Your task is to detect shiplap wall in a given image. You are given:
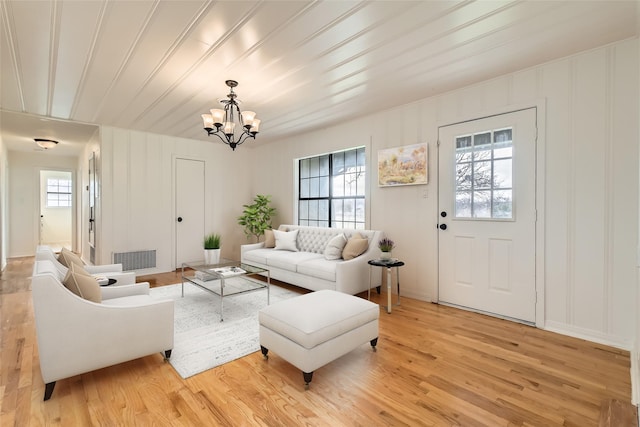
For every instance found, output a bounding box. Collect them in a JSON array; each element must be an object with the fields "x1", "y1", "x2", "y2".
[
  {"x1": 0, "y1": 133, "x2": 6, "y2": 270},
  {"x1": 249, "y1": 38, "x2": 639, "y2": 348},
  {"x1": 635, "y1": 13, "x2": 640, "y2": 405},
  {"x1": 98, "y1": 127, "x2": 253, "y2": 273}
]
